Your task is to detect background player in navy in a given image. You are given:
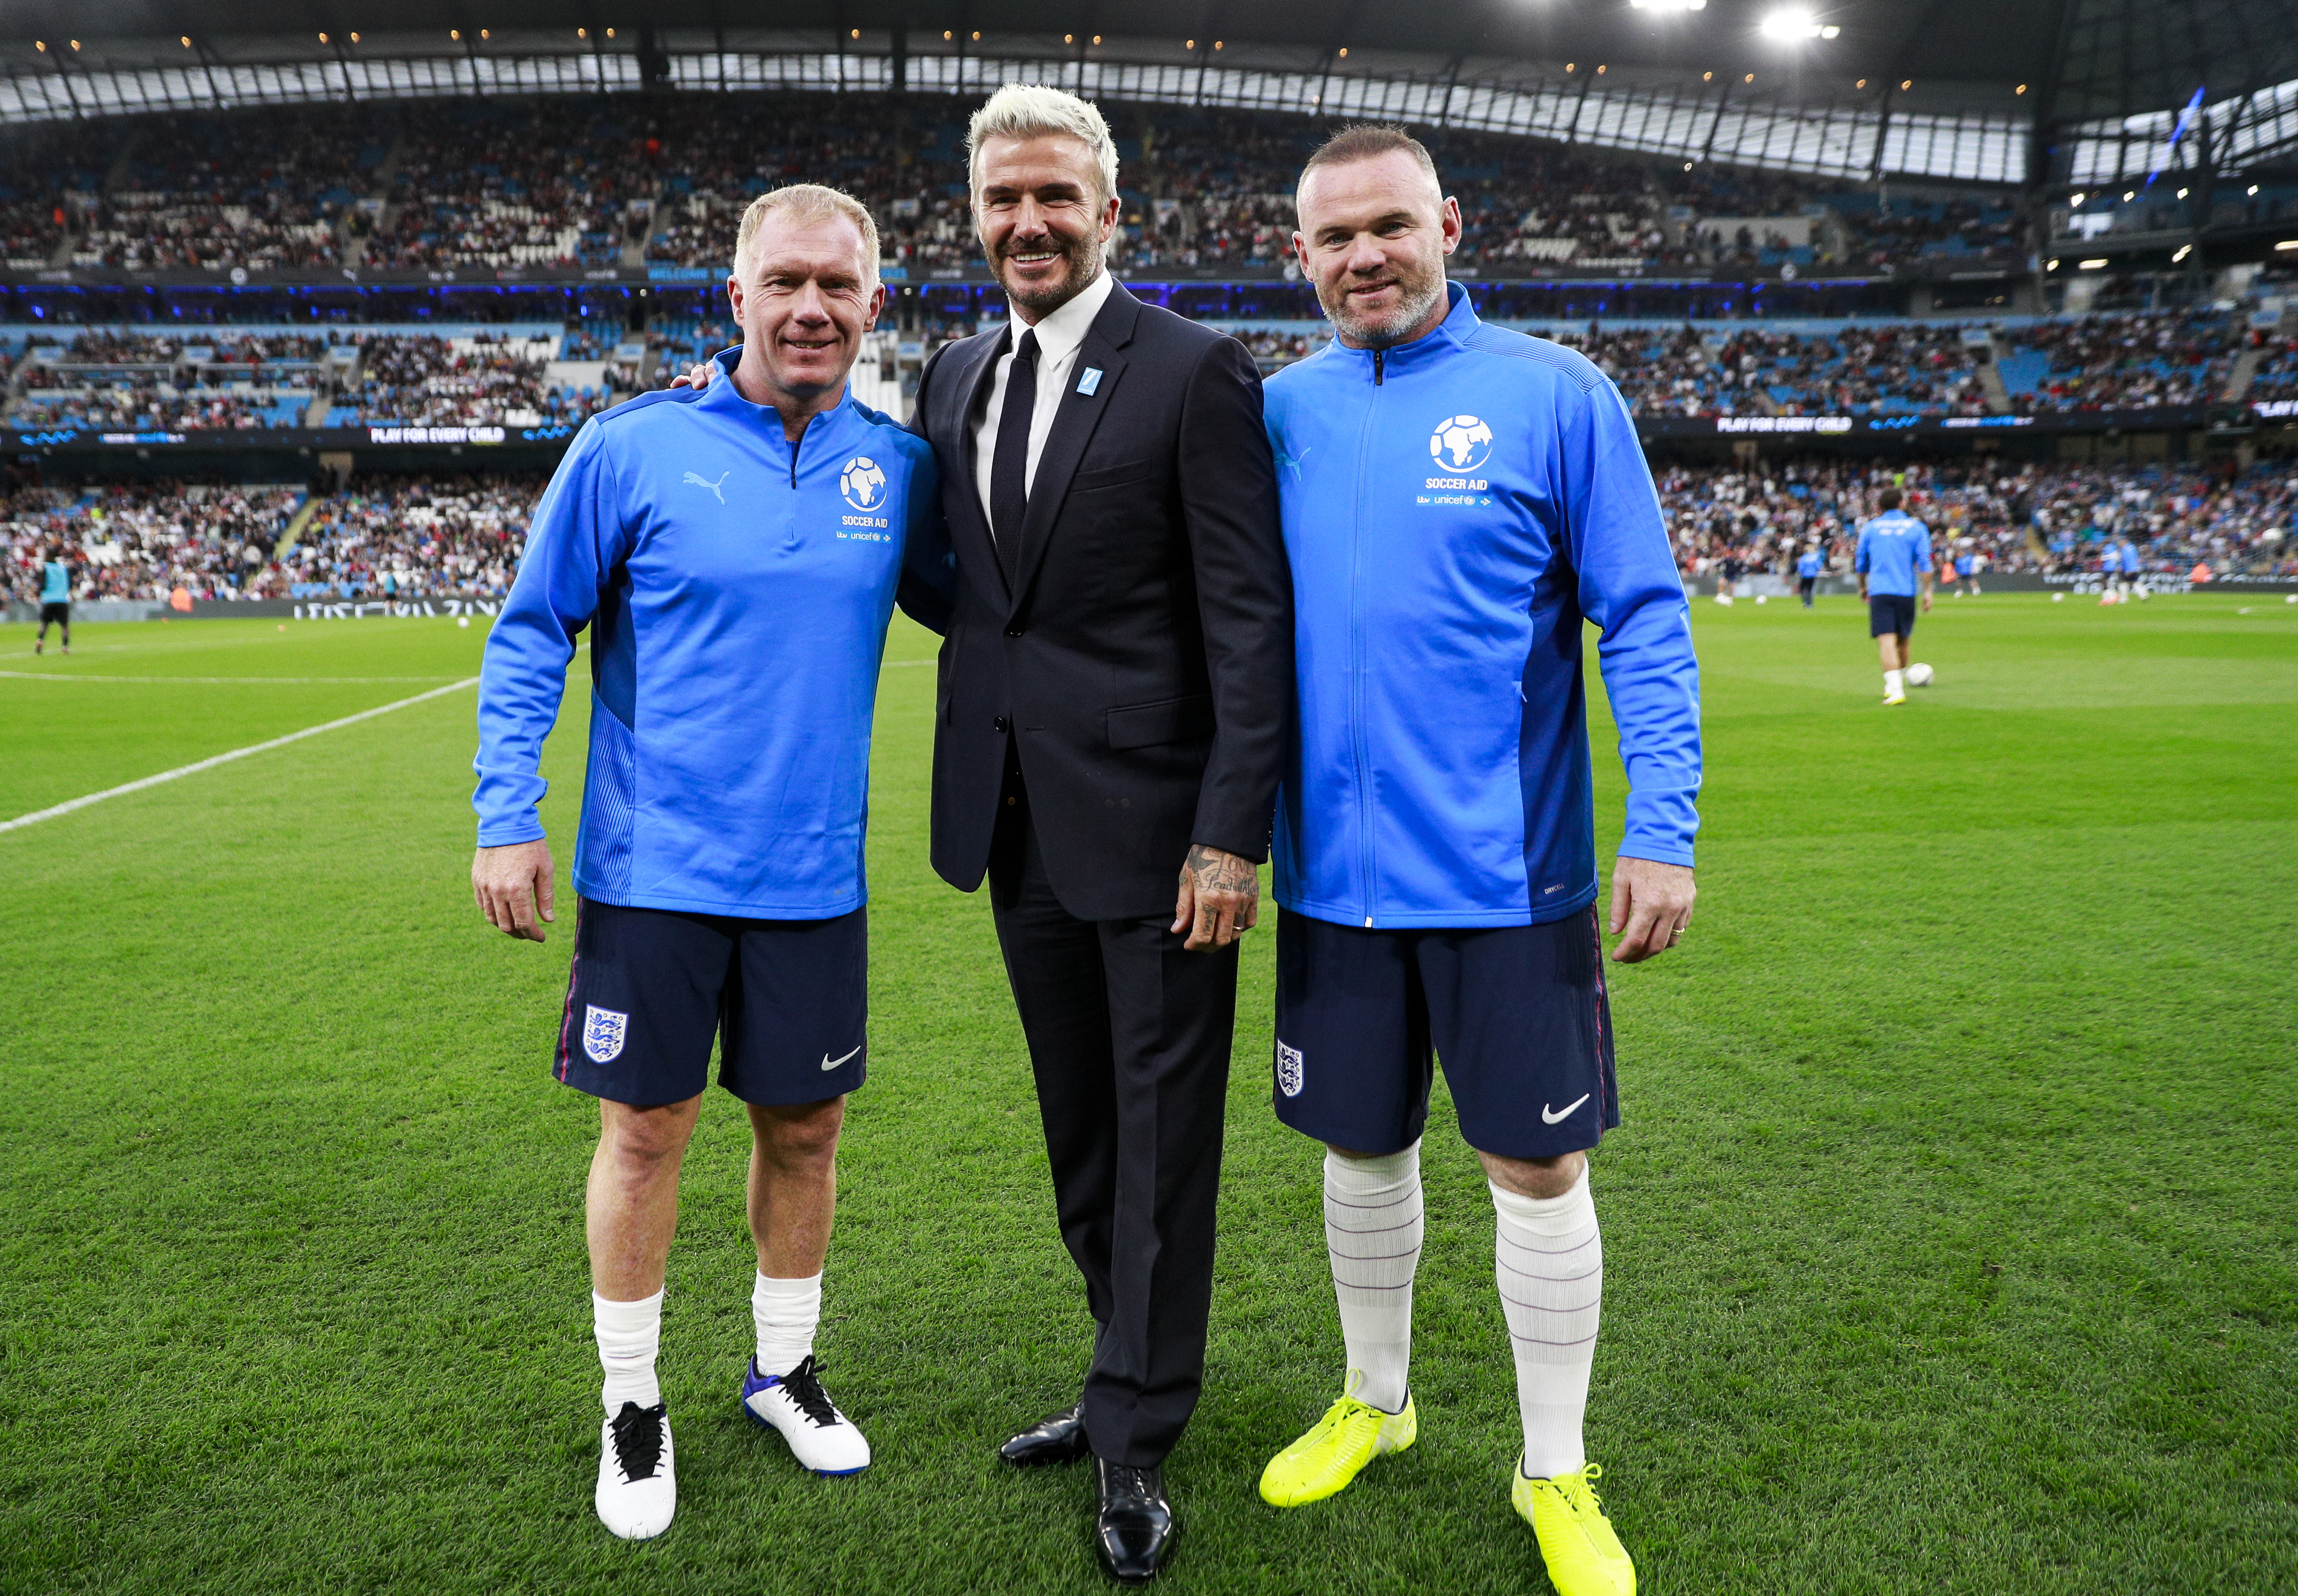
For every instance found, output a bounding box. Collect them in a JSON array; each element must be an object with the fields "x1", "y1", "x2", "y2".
[
  {"x1": 1855, "y1": 486, "x2": 1932, "y2": 705},
  {"x1": 471, "y1": 185, "x2": 950, "y2": 1541},
  {"x1": 1254, "y1": 127, "x2": 1699, "y2": 1596},
  {"x1": 34, "y1": 544, "x2": 72, "y2": 654}
]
